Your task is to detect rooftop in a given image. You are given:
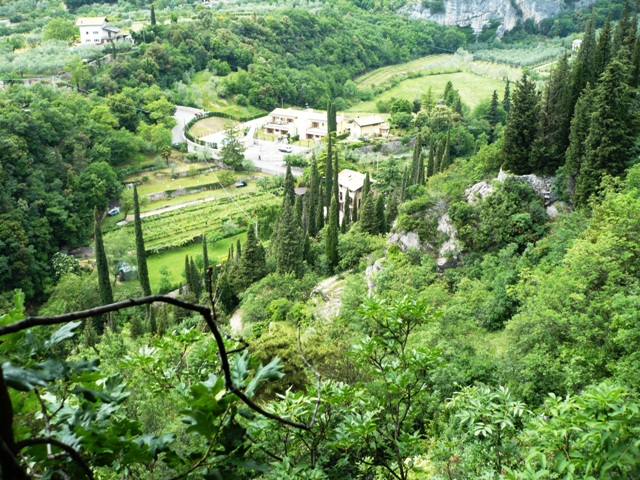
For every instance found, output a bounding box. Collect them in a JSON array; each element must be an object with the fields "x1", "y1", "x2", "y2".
[
  {"x1": 338, "y1": 169, "x2": 372, "y2": 192},
  {"x1": 76, "y1": 17, "x2": 108, "y2": 26},
  {"x1": 353, "y1": 115, "x2": 385, "y2": 127}
]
